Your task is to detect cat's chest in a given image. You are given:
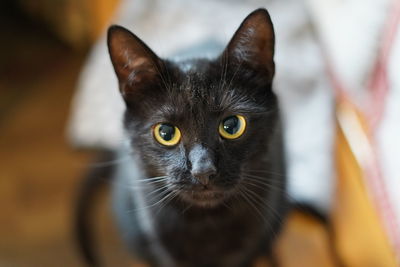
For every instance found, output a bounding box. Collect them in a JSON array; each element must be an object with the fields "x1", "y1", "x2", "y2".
[{"x1": 153, "y1": 206, "x2": 265, "y2": 266}]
